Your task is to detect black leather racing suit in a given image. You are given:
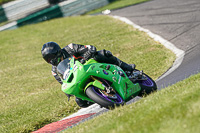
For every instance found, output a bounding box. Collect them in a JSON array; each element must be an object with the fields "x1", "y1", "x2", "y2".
[{"x1": 51, "y1": 43, "x2": 134, "y2": 107}]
